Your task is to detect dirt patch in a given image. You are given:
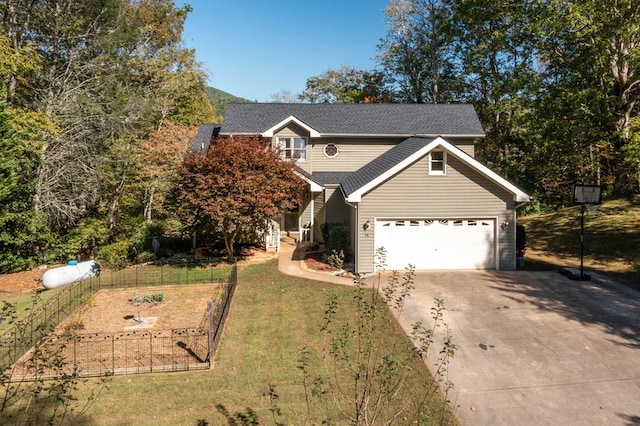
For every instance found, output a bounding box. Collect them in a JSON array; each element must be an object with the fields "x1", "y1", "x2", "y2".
[
  {"x1": 60, "y1": 285, "x2": 220, "y2": 334},
  {"x1": 0, "y1": 268, "x2": 47, "y2": 294},
  {"x1": 10, "y1": 285, "x2": 221, "y2": 378}
]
